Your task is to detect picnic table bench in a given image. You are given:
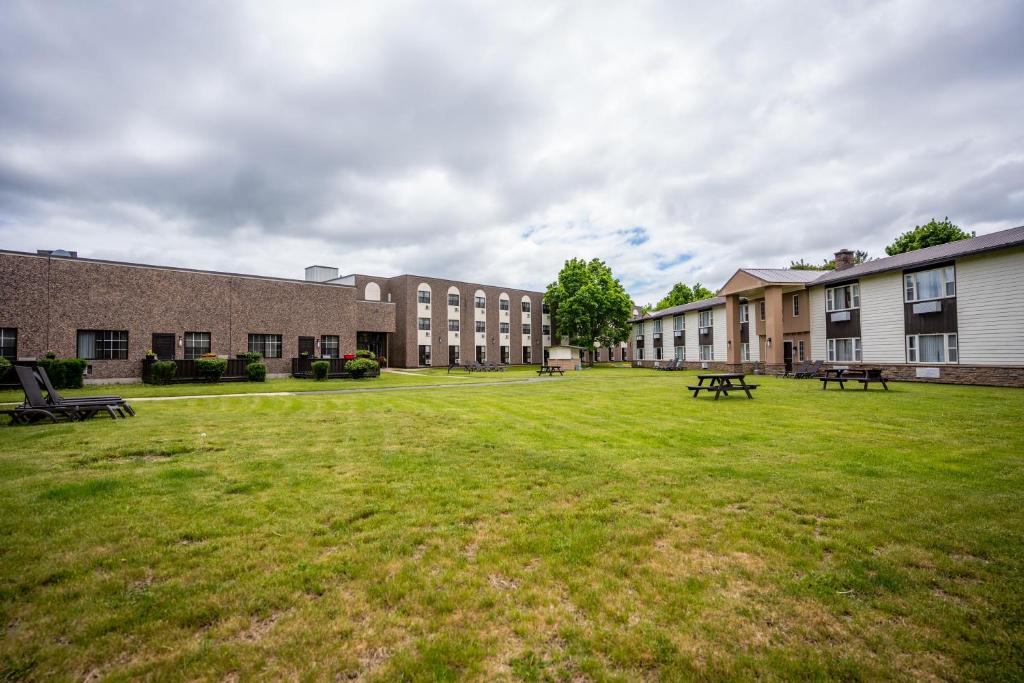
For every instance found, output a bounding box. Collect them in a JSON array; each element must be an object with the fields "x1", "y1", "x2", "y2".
[
  {"x1": 820, "y1": 367, "x2": 889, "y2": 390},
  {"x1": 688, "y1": 373, "x2": 758, "y2": 400},
  {"x1": 537, "y1": 365, "x2": 565, "y2": 376}
]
